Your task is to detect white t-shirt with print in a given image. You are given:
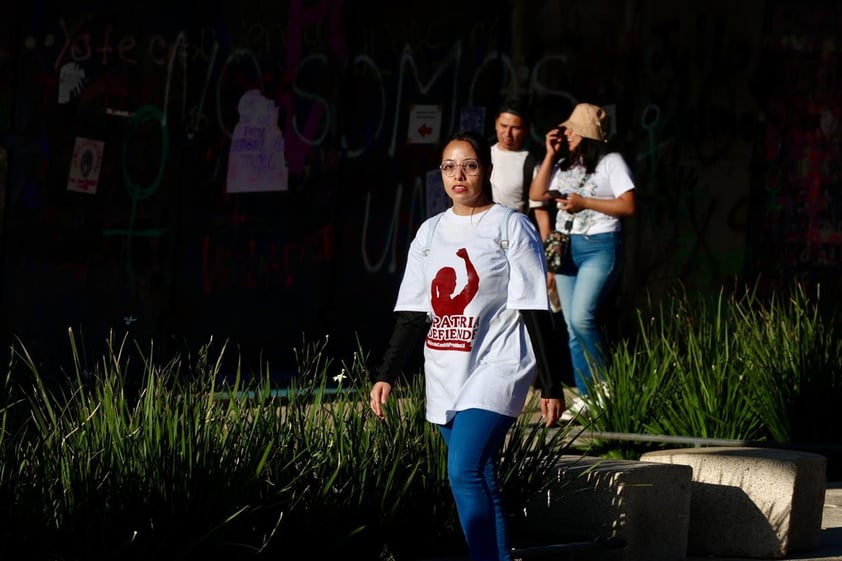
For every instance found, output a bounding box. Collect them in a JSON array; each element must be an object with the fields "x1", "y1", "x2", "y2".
[
  {"x1": 395, "y1": 203, "x2": 549, "y2": 425},
  {"x1": 490, "y1": 143, "x2": 543, "y2": 213},
  {"x1": 550, "y1": 152, "x2": 635, "y2": 235}
]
